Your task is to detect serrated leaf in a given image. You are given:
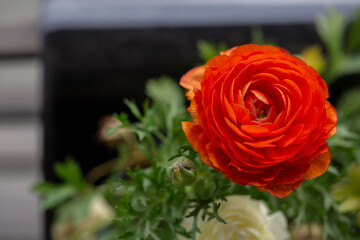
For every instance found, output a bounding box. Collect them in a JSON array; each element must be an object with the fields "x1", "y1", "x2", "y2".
[
  {"x1": 114, "y1": 112, "x2": 129, "y2": 125},
  {"x1": 54, "y1": 158, "x2": 85, "y2": 190},
  {"x1": 124, "y1": 99, "x2": 142, "y2": 120},
  {"x1": 211, "y1": 202, "x2": 226, "y2": 224}
]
